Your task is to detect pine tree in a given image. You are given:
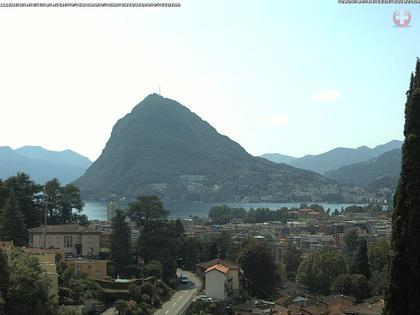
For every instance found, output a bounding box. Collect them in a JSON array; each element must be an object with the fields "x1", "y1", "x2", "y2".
[
  {"x1": 350, "y1": 239, "x2": 371, "y2": 280},
  {"x1": 384, "y1": 58, "x2": 420, "y2": 314},
  {"x1": 0, "y1": 189, "x2": 27, "y2": 246},
  {"x1": 110, "y1": 209, "x2": 132, "y2": 265}
]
